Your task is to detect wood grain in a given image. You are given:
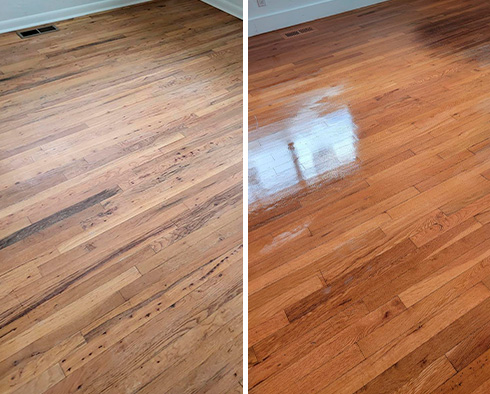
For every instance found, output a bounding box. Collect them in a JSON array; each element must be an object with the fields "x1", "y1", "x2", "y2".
[
  {"x1": 248, "y1": 0, "x2": 490, "y2": 392},
  {"x1": 0, "y1": 0, "x2": 243, "y2": 392}
]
